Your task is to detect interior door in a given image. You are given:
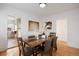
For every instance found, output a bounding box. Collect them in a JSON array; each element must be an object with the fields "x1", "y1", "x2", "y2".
[{"x1": 56, "y1": 19, "x2": 67, "y2": 41}]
